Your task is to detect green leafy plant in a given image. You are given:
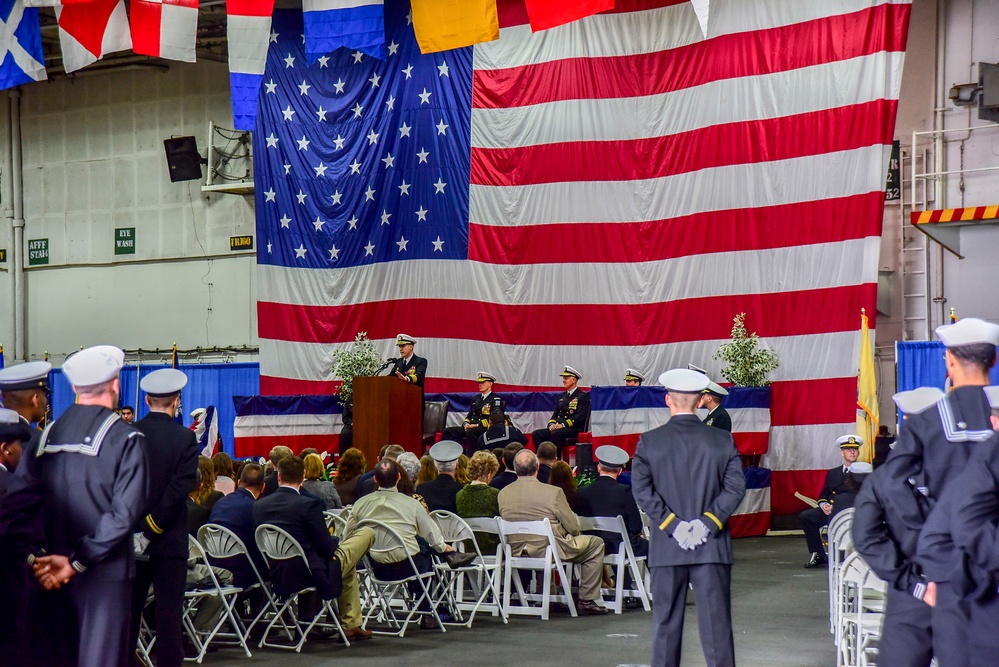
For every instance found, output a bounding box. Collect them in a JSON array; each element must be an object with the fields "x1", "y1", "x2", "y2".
[
  {"x1": 330, "y1": 332, "x2": 385, "y2": 401},
  {"x1": 712, "y1": 313, "x2": 780, "y2": 387}
]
